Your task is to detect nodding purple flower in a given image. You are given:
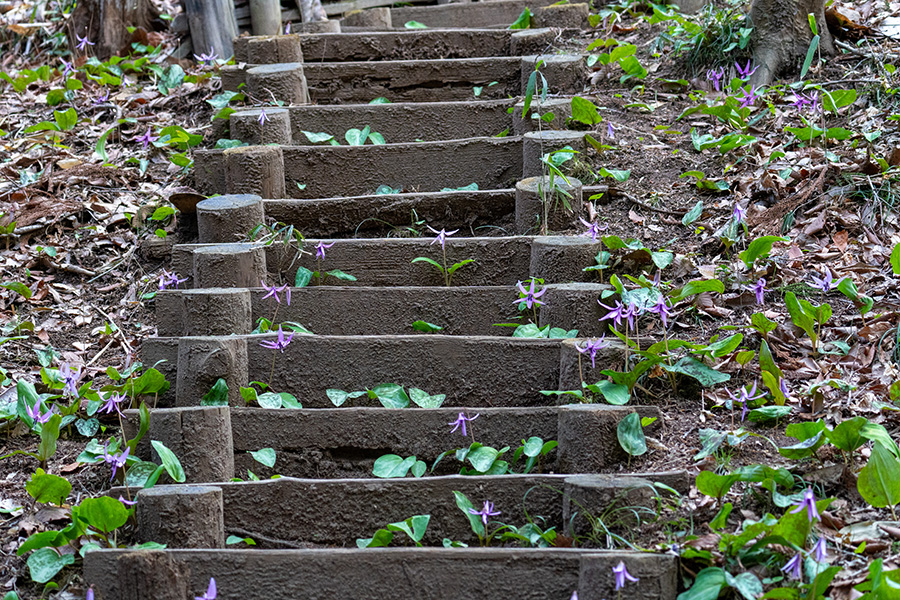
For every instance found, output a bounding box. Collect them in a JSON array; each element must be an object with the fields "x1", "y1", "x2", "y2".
[
  {"x1": 706, "y1": 67, "x2": 725, "y2": 91},
  {"x1": 810, "y1": 267, "x2": 844, "y2": 293},
  {"x1": 258, "y1": 108, "x2": 268, "y2": 126},
  {"x1": 613, "y1": 561, "x2": 639, "y2": 591},
  {"x1": 76, "y1": 34, "x2": 95, "y2": 51},
  {"x1": 598, "y1": 299, "x2": 626, "y2": 329},
  {"x1": 578, "y1": 217, "x2": 606, "y2": 242},
  {"x1": 285, "y1": 22, "x2": 292, "y2": 34},
  {"x1": 725, "y1": 382, "x2": 766, "y2": 421},
  {"x1": 781, "y1": 552, "x2": 803, "y2": 581},
  {"x1": 732, "y1": 202, "x2": 746, "y2": 225},
  {"x1": 779, "y1": 378, "x2": 792, "y2": 402},
  {"x1": 60, "y1": 363, "x2": 82, "y2": 397},
  {"x1": 101, "y1": 443, "x2": 130, "y2": 481},
  {"x1": 791, "y1": 94, "x2": 810, "y2": 112},
  {"x1": 159, "y1": 269, "x2": 187, "y2": 291},
  {"x1": 193, "y1": 47, "x2": 218, "y2": 66},
  {"x1": 195, "y1": 577, "x2": 217, "y2": 600},
  {"x1": 87, "y1": 586, "x2": 95, "y2": 600},
  {"x1": 811, "y1": 537, "x2": 827, "y2": 562},
  {"x1": 60, "y1": 58, "x2": 75, "y2": 78},
  {"x1": 259, "y1": 325, "x2": 294, "y2": 353},
  {"x1": 747, "y1": 277, "x2": 766, "y2": 305},
  {"x1": 735, "y1": 60, "x2": 758, "y2": 79},
  {"x1": 576, "y1": 336, "x2": 609, "y2": 369},
  {"x1": 738, "y1": 85, "x2": 759, "y2": 109},
  {"x1": 118, "y1": 495, "x2": 137, "y2": 506},
  {"x1": 94, "y1": 89, "x2": 110, "y2": 106},
  {"x1": 607, "y1": 121, "x2": 615, "y2": 139},
  {"x1": 448, "y1": 412, "x2": 479, "y2": 436},
  {"x1": 427, "y1": 225, "x2": 459, "y2": 250},
  {"x1": 514, "y1": 279, "x2": 547, "y2": 310},
  {"x1": 806, "y1": 90, "x2": 820, "y2": 113},
  {"x1": 261, "y1": 280, "x2": 291, "y2": 305},
  {"x1": 315, "y1": 241, "x2": 335, "y2": 260},
  {"x1": 648, "y1": 296, "x2": 672, "y2": 329},
  {"x1": 99, "y1": 392, "x2": 127, "y2": 416},
  {"x1": 25, "y1": 397, "x2": 54, "y2": 425},
  {"x1": 570, "y1": 593, "x2": 578, "y2": 600},
  {"x1": 790, "y1": 488, "x2": 820, "y2": 523},
  {"x1": 135, "y1": 126, "x2": 159, "y2": 150},
  {"x1": 578, "y1": 217, "x2": 606, "y2": 243},
  {"x1": 467, "y1": 500, "x2": 501, "y2": 526},
  {"x1": 623, "y1": 301, "x2": 642, "y2": 331}
]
